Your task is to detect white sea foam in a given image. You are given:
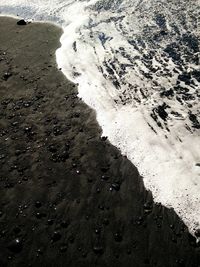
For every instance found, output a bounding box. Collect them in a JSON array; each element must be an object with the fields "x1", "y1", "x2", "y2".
[{"x1": 0, "y1": 0, "x2": 200, "y2": 235}]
